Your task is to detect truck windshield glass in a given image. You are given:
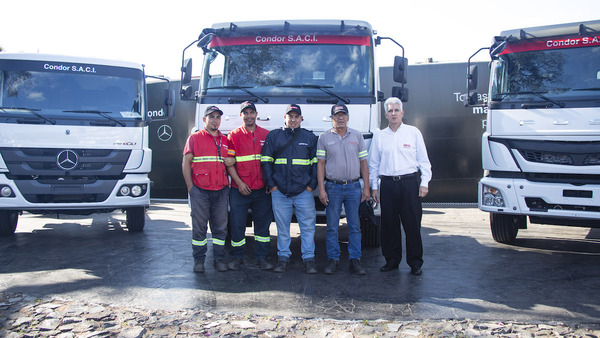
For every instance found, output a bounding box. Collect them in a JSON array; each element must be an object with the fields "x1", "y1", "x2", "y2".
[
  {"x1": 202, "y1": 43, "x2": 373, "y2": 97},
  {"x1": 491, "y1": 45, "x2": 600, "y2": 102},
  {"x1": 0, "y1": 60, "x2": 144, "y2": 126}
]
